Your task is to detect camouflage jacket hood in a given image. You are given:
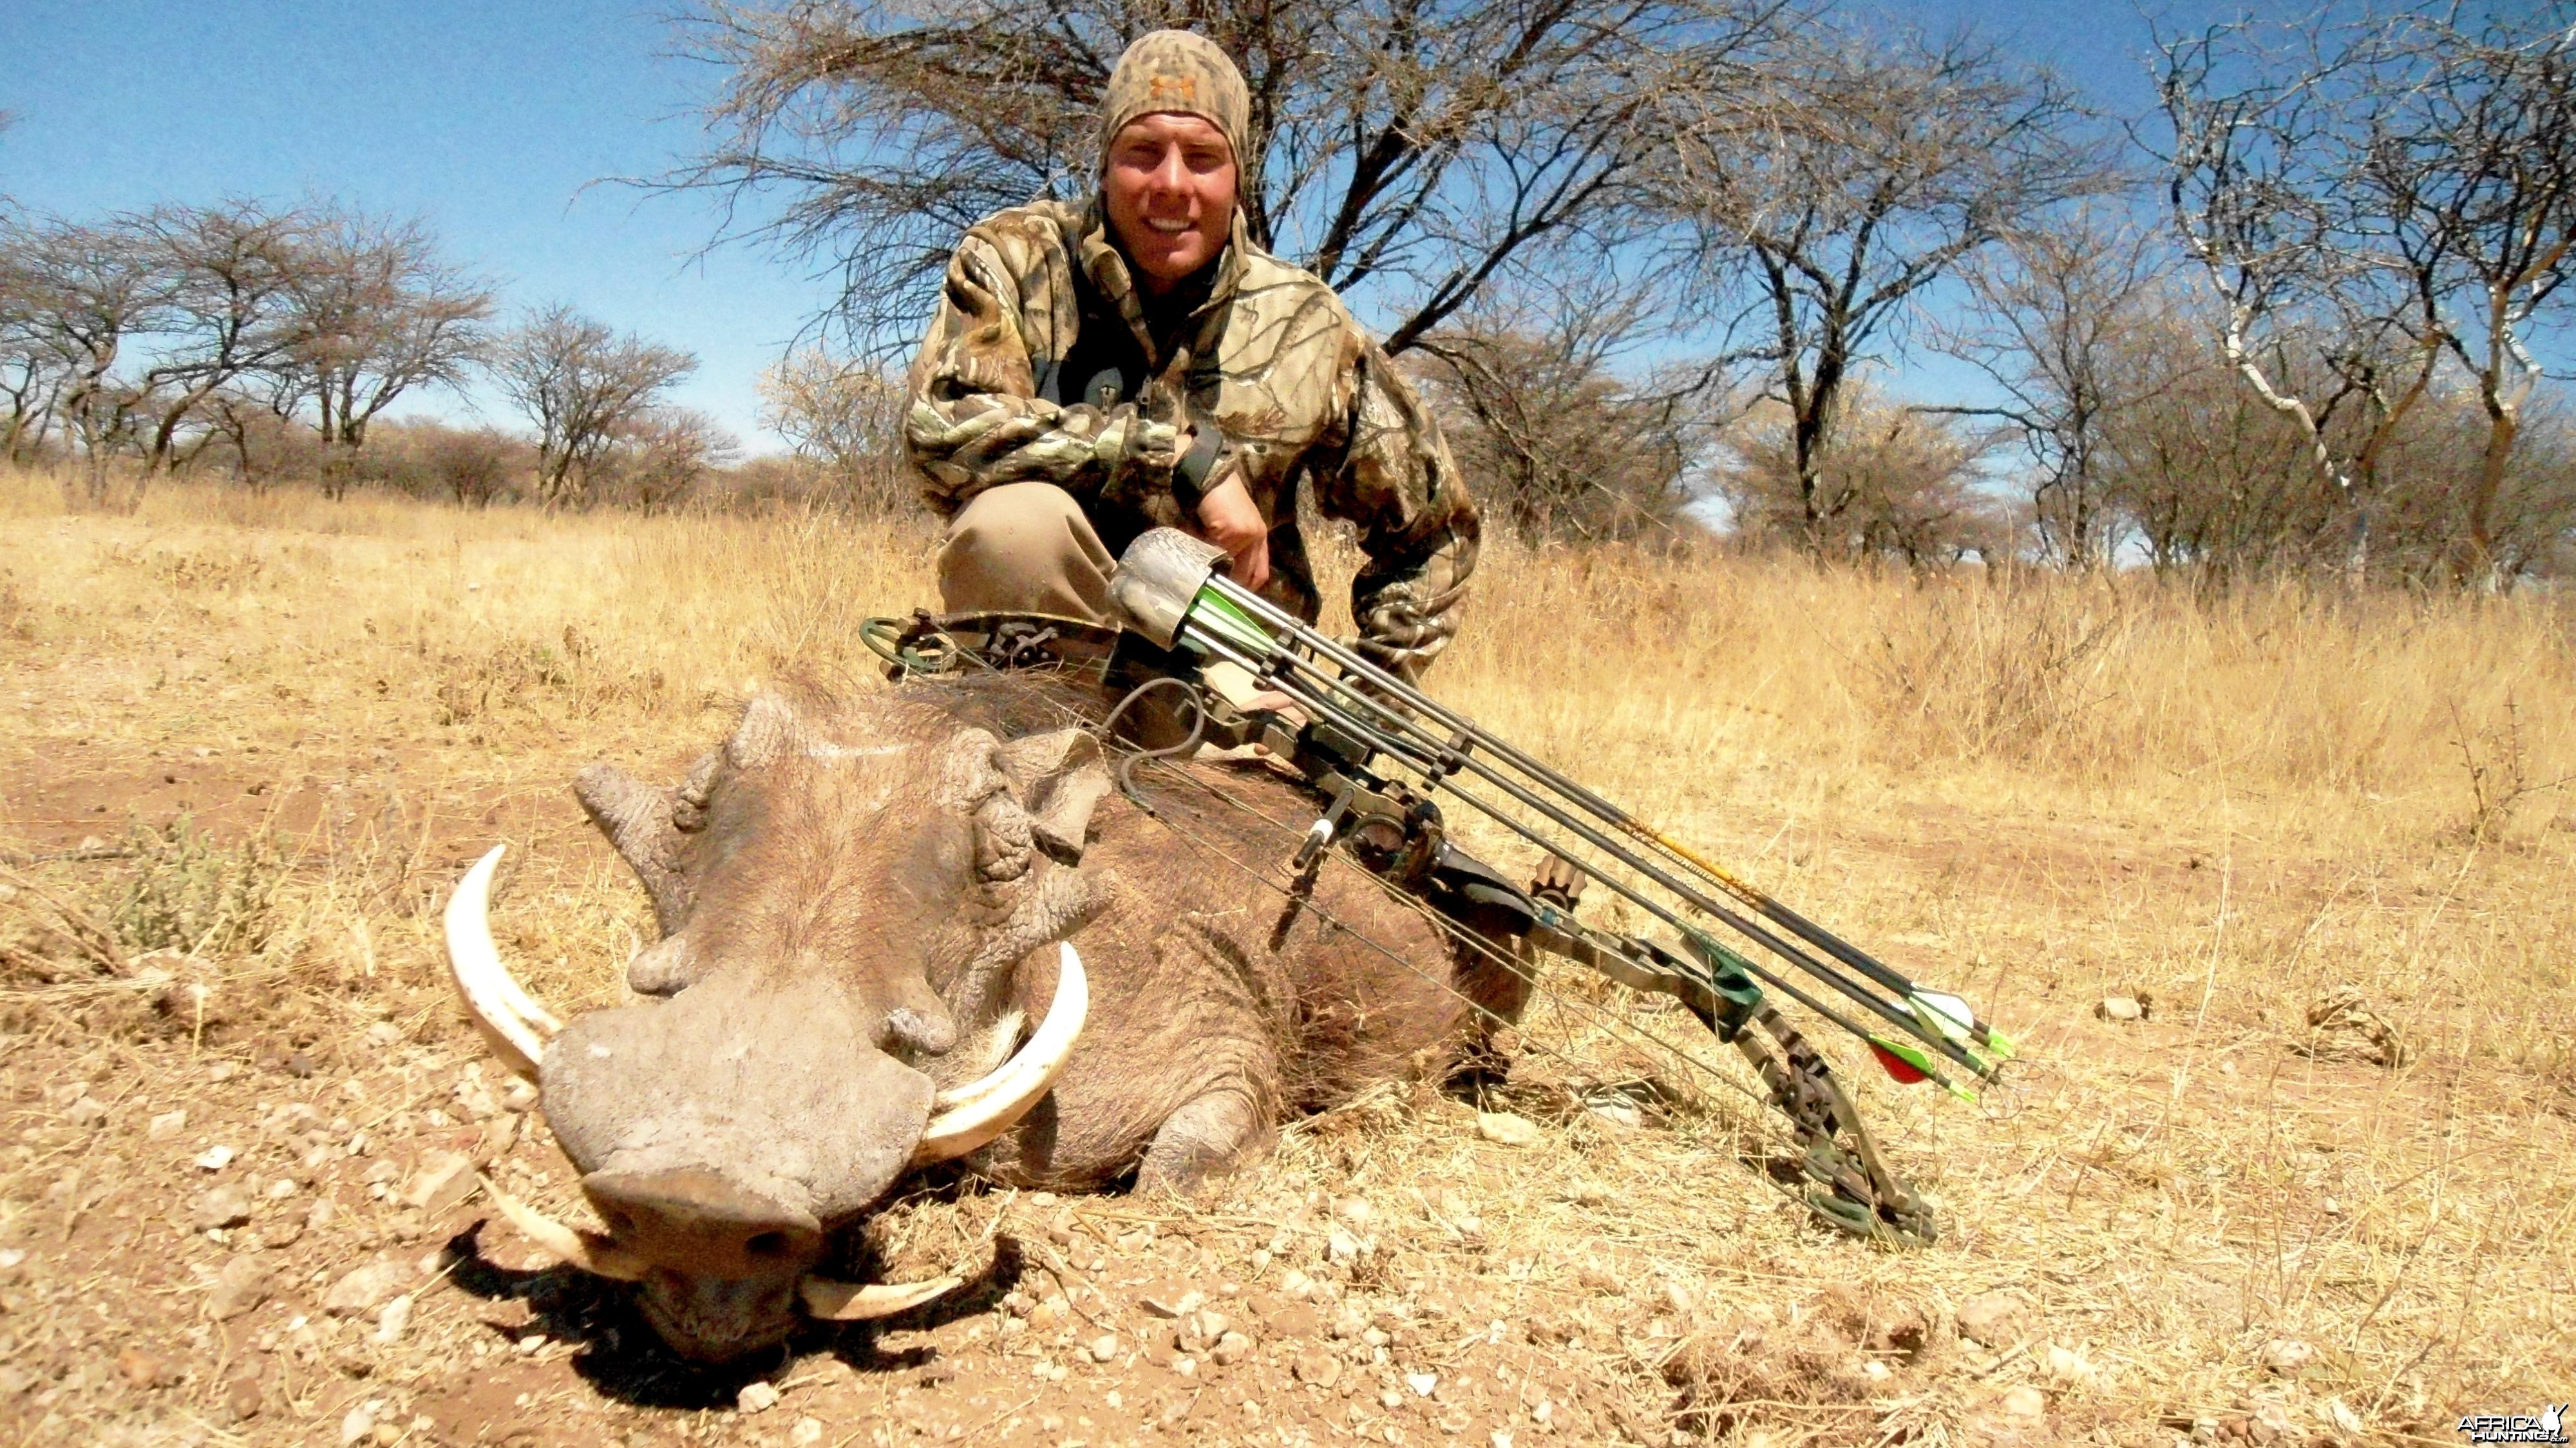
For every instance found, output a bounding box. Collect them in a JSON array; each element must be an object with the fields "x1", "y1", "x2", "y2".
[{"x1": 904, "y1": 197, "x2": 1479, "y2": 678}]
